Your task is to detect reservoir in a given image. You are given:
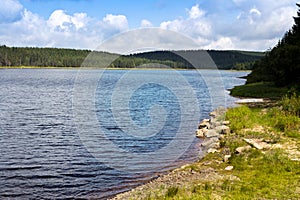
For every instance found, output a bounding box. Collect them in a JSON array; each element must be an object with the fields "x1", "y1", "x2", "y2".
[{"x1": 0, "y1": 69, "x2": 248, "y2": 199}]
